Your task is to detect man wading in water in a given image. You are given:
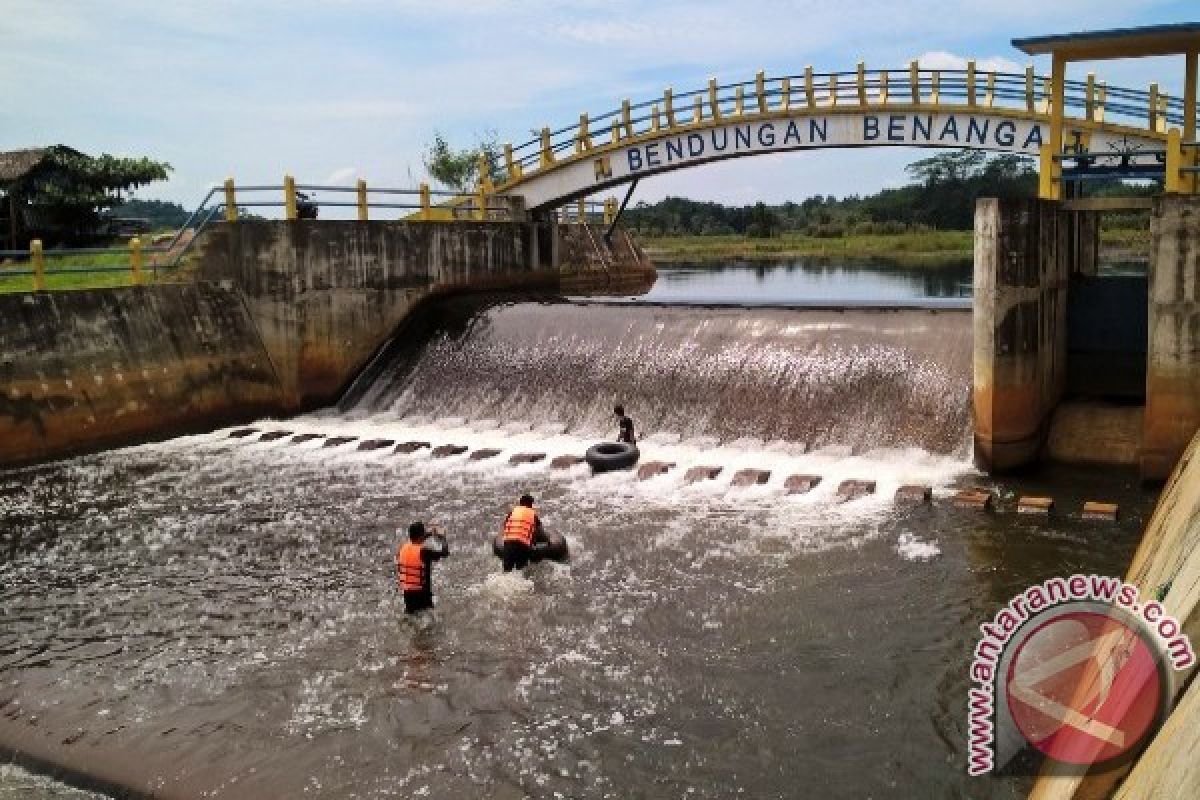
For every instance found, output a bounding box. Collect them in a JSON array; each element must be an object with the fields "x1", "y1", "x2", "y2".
[
  {"x1": 500, "y1": 494, "x2": 547, "y2": 572},
  {"x1": 614, "y1": 404, "x2": 636, "y2": 445},
  {"x1": 396, "y1": 521, "x2": 449, "y2": 614}
]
